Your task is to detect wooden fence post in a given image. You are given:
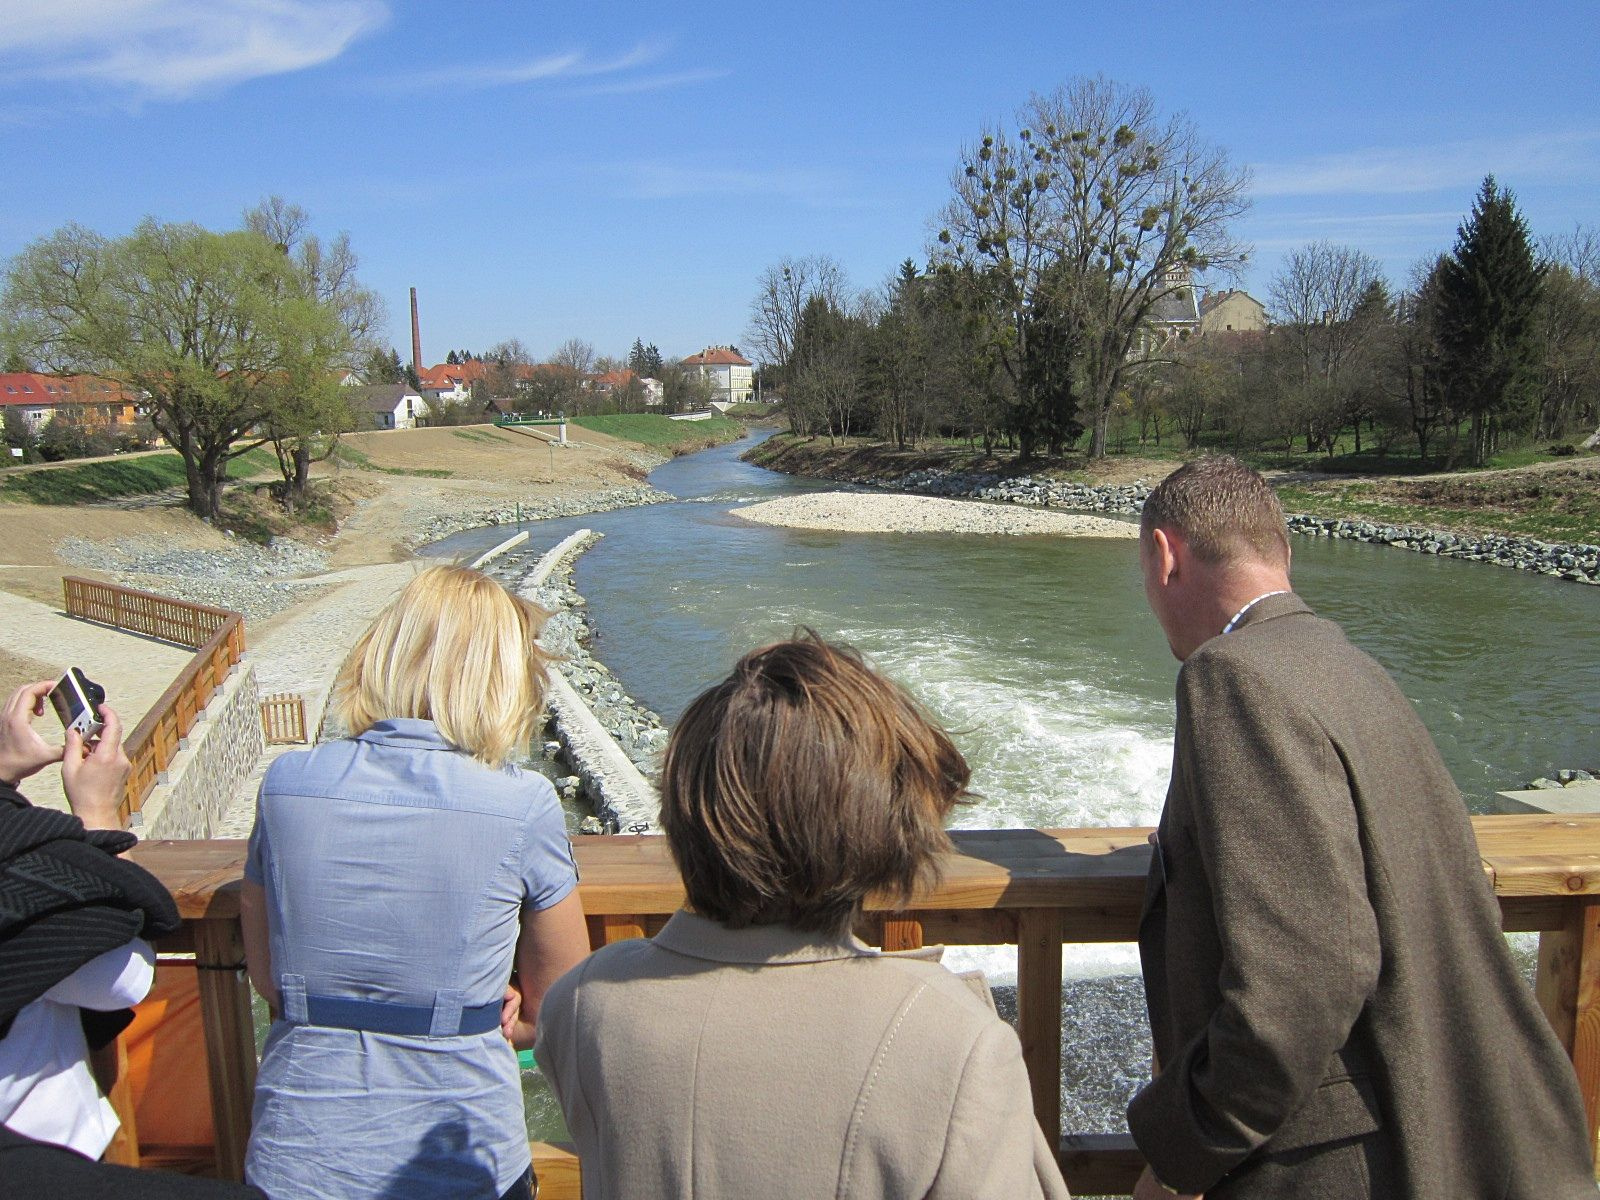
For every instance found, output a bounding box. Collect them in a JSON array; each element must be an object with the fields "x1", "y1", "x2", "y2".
[
  {"x1": 193, "y1": 920, "x2": 257, "y2": 1182},
  {"x1": 1017, "y1": 907, "x2": 1064, "y2": 1147}
]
